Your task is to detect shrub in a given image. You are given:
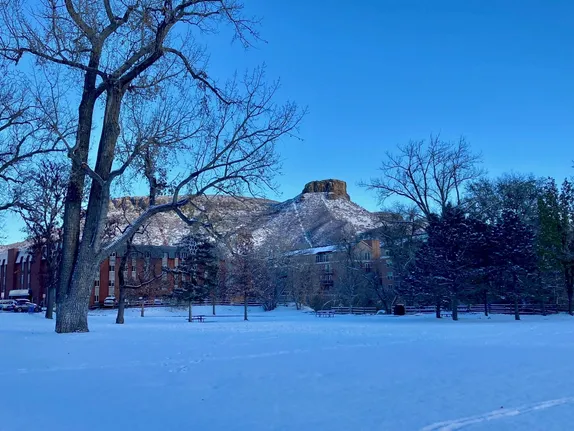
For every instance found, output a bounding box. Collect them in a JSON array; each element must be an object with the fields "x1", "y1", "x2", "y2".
[{"x1": 393, "y1": 304, "x2": 406, "y2": 316}]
